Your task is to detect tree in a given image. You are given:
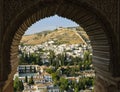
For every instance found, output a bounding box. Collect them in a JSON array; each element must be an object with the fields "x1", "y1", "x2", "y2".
[
  {"x1": 29, "y1": 76, "x2": 34, "y2": 85},
  {"x1": 36, "y1": 55, "x2": 43, "y2": 65},
  {"x1": 30, "y1": 66, "x2": 32, "y2": 73},
  {"x1": 24, "y1": 76, "x2": 28, "y2": 83},
  {"x1": 74, "y1": 87, "x2": 79, "y2": 92},
  {"x1": 52, "y1": 72, "x2": 60, "y2": 81},
  {"x1": 84, "y1": 51, "x2": 91, "y2": 62},
  {"x1": 14, "y1": 76, "x2": 19, "y2": 91},
  {"x1": 34, "y1": 67, "x2": 36, "y2": 73},
  {"x1": 46, "y1": 68, "x2": 55, "y2": 74},
  {"x1": 25, "y1": 66, "x2": 27, "y2": 73},
  {"x1": 14, "y1": 76, "x2": 24, "y2": 92},
  {"x1": 24, "y1": 54, "x2": 29, "y2": 64},
  {"x1": 49, "y1": 50, "x2": 55, "y2": 65},
  {"x1": 19, "y1": 52, "x2": 27, "y2": 65},
  {"x1": 60, "y1": 53, "x2": 65, "y2": 66},
  {"x1": 70, "y1": 67, "x2": 75, "y2": 76},
  {"x1": 19, "y1": 80, "x2": 24, "y2": 91},
  {"x1": 78, "y1": 78, "x2": 86, "y2": 90},
  {"x1": 59, "y1": 77, "x2": 69, "y2": 91}
]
